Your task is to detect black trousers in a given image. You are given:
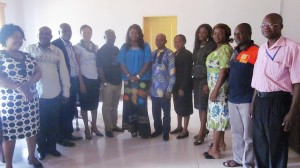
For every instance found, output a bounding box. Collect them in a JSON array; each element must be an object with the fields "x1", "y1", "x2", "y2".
[
  {"x1": 37, "y1": 95, "x2": 61, "y2": 153},
  {"x1": 59, "y1": 77, "x2": 79, "y2": 141},
  {"x1": 253, "y1": 92, "x2": 291, "y2": 168},
  {"x1": 151, "y1": 97, "x2": 171, "y2": 135}
]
